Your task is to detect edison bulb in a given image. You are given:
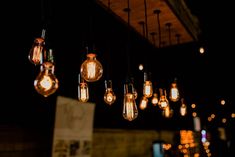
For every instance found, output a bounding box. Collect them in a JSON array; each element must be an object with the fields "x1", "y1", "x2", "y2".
[
  {"x1": 162, "y1": 106, "x2": 173, "y2": 118},
  {"x1": 123, "y1": 93, "x2": 138, "y2": 121},
  {"x1": 180, "y1": 104, "x2": 187, "y2": 116},
  {"x1": 158, "y1": 89, "x2": 169, "y2": 109},
  {"x1": 80, "y1": 53, "x2": 103, "y2": 82},
  {"x1": 143, "y1": 81, "x2": 153, "y2": 98},
  {"x1": 139, "y1": 96, "x2": 148, "y2": 110},
  {"x1": 180, "y1": 98, "x2": 187, "y2": 116},
  {"x1": 151, "y1": 93, "x2": 158, "y2": 106},
  {"x1": 28, "y1": 37, "x2": 45, "y2": 65},
  {"x1": 104, "y1": 80, "x2": 116, "y2": 105},
  {"x1": 34, "y1": 62, "x2": 59, "y2": 97},
  {"x1": 123, "y1": 83, "x2": 138, "y2": 121},
  {"x1": 169, "y1": 82, "x2": 180, "y2": 102},
  {"x1": 78, "y1": 82, "x2": 89, "y2": 102}
]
